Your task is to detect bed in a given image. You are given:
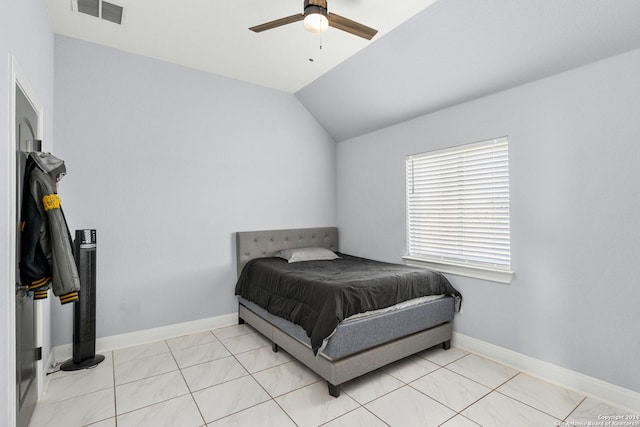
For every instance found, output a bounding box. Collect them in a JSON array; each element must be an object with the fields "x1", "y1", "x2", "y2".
[{"x1": 234, "y1": 226, "x2": 461, "y2": 397}]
